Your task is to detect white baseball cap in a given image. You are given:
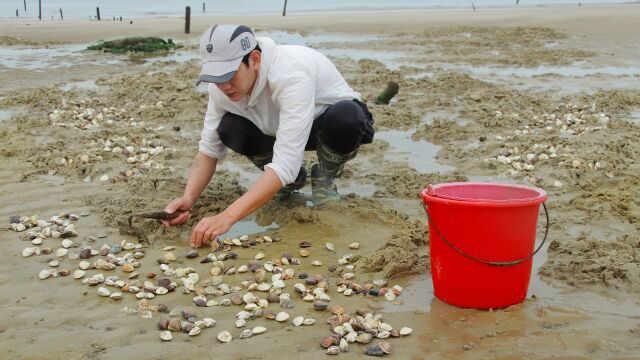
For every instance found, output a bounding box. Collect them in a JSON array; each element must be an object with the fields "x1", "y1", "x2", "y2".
[{"x1": 196, "y1": 24, "x2": 257, "y2": 85}]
